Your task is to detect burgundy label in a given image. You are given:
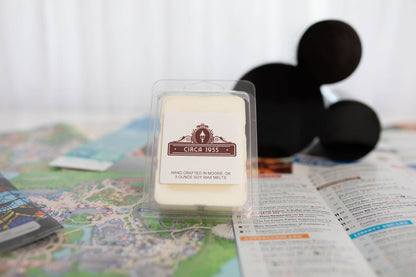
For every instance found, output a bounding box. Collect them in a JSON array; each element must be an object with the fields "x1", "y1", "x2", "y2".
[
  {"x1": 168, "y1": 143, "x2": 236, "y2": 156},
  {"x1": 167, "y1": 123, "x2": 237, "y2": 157}
]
